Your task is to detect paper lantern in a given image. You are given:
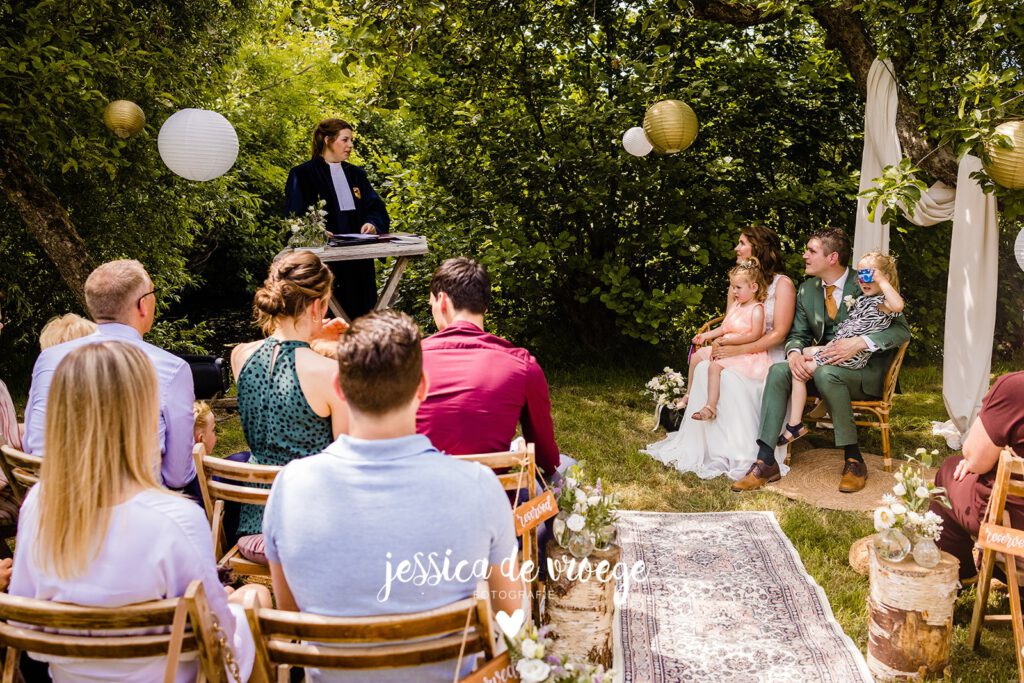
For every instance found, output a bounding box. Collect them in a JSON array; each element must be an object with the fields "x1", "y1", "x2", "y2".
[
  {"x1": 157, "y1": 109, "x2": 239, "y2": 181},
  {"x1": 984, "y1": 120, "x2": 1024, "y2": 189},
  {"x1": 642, "y1": 100, "x2": 698, "y2": 154},
  {"x1": 622, "y1": 126, "x2": 653, "y2": 156},
  {"x1": 1015, "y1": 228, "x2": 1024, "y2": 273},
  {"x1": 103, "y1": 100, "x2": 145, "y2": 138}
]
